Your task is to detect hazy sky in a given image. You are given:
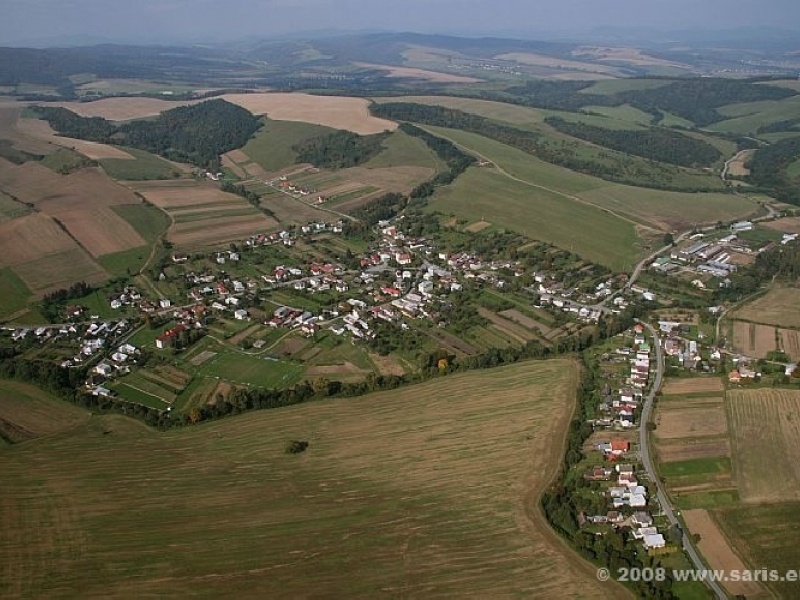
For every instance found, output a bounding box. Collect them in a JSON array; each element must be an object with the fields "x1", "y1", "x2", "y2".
[{"x1": 1, "y1": 0, "x2": 799, "y2": 45}]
